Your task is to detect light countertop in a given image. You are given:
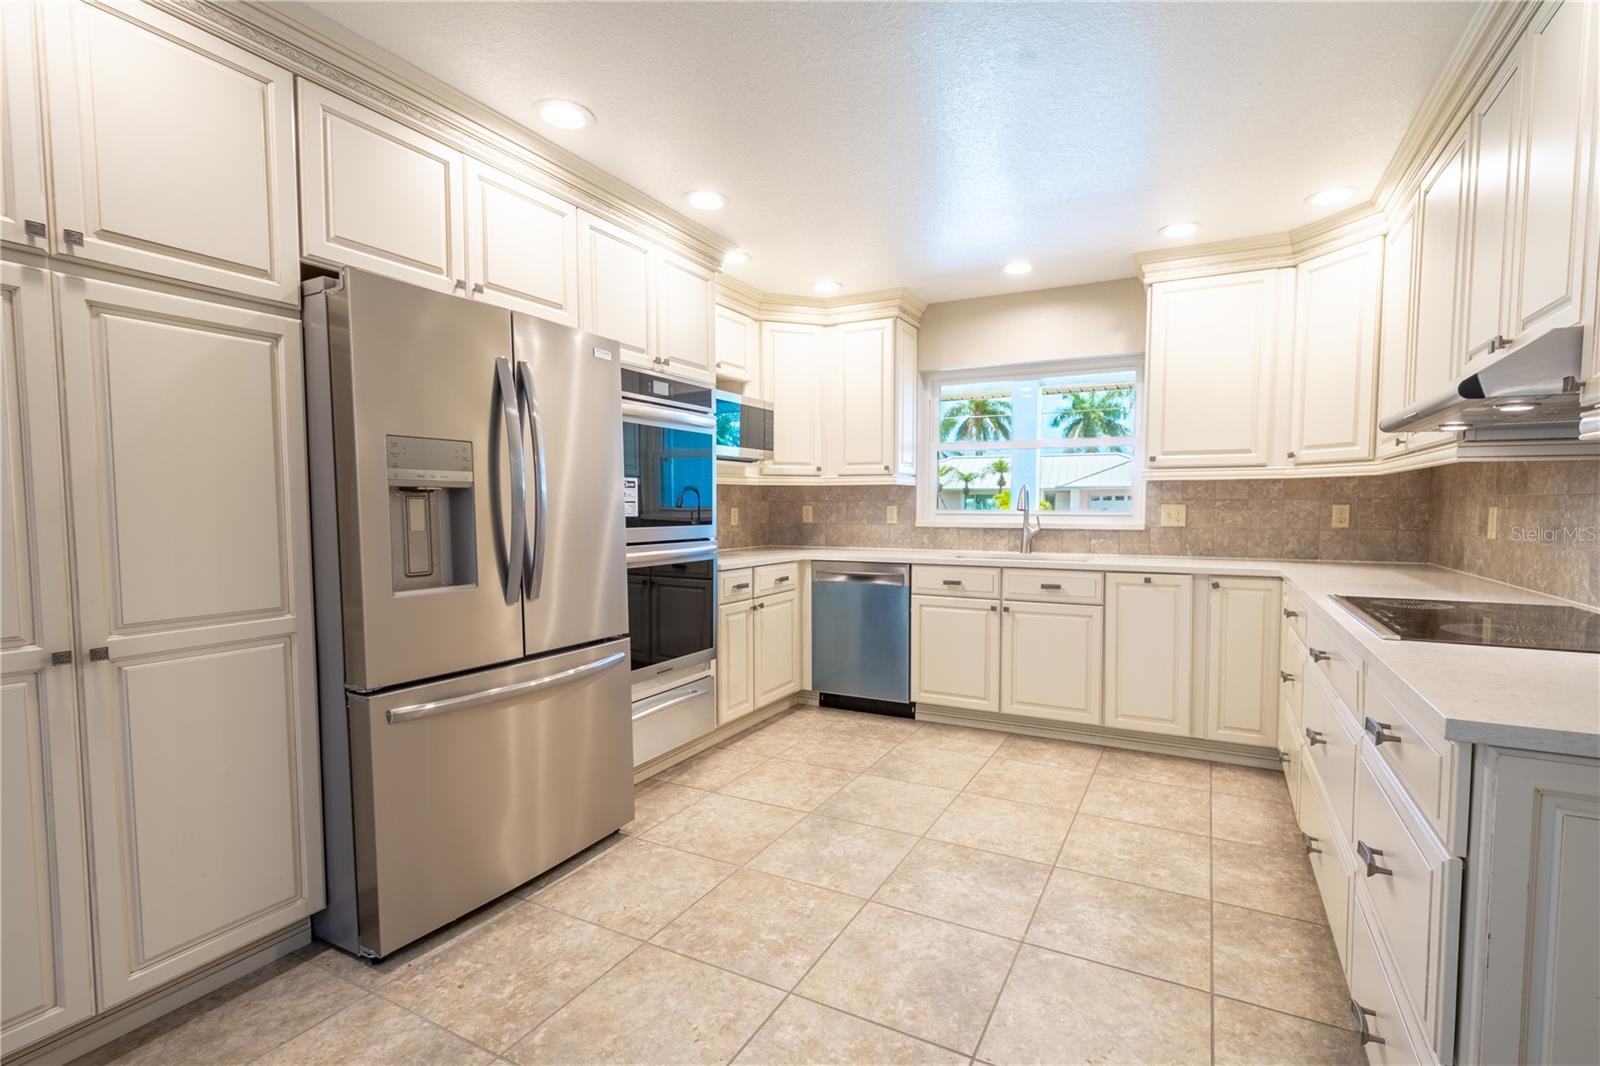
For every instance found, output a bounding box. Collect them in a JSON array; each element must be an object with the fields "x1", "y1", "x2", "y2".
[{"x1": 719, "y1": 546, "x2": 1600, "y2": 758}]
